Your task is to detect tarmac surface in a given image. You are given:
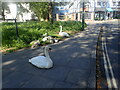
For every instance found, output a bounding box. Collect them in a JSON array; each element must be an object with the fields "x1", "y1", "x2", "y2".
[
  {"x1": 100, "y1": 21, "x2": 120, "y2": 88},
  {"x1": 2, "y1": 23, "x2": 101, "y2": 88}
]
